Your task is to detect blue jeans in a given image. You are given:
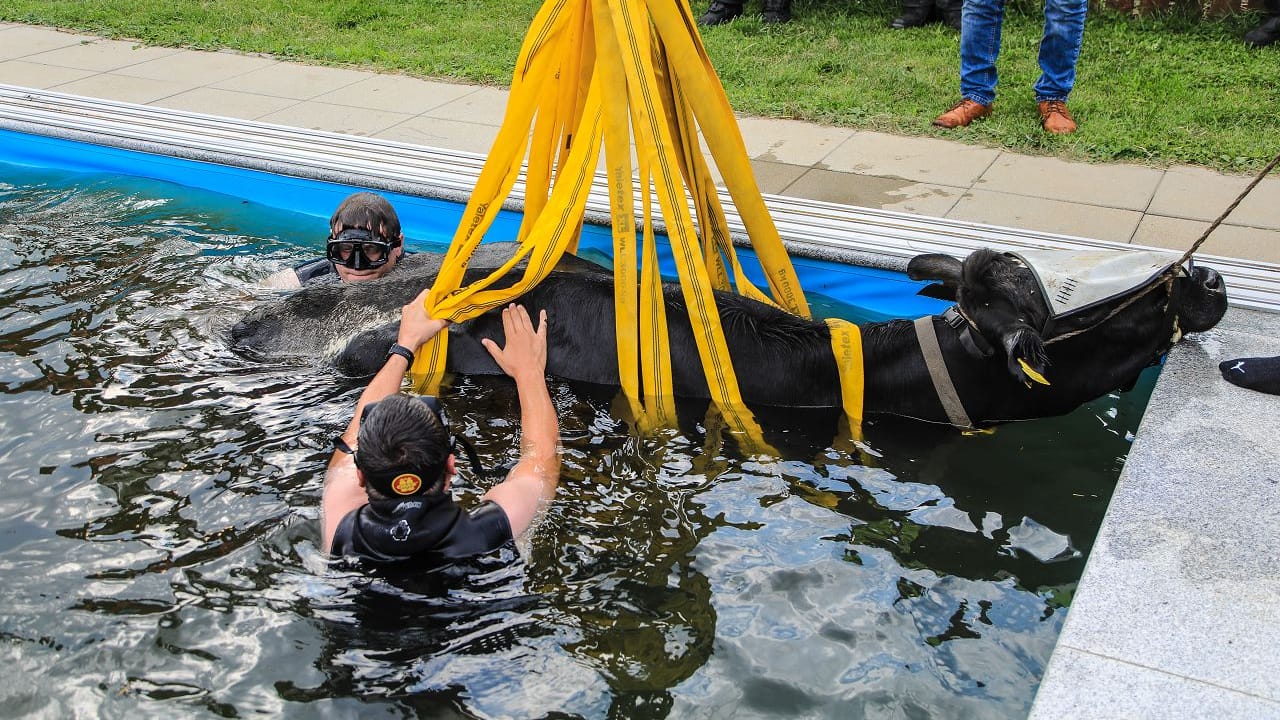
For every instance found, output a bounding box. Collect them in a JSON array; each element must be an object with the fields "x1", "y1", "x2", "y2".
[{"x1": 959, "y1": 0, "x2": 1088, "y2": 106}]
